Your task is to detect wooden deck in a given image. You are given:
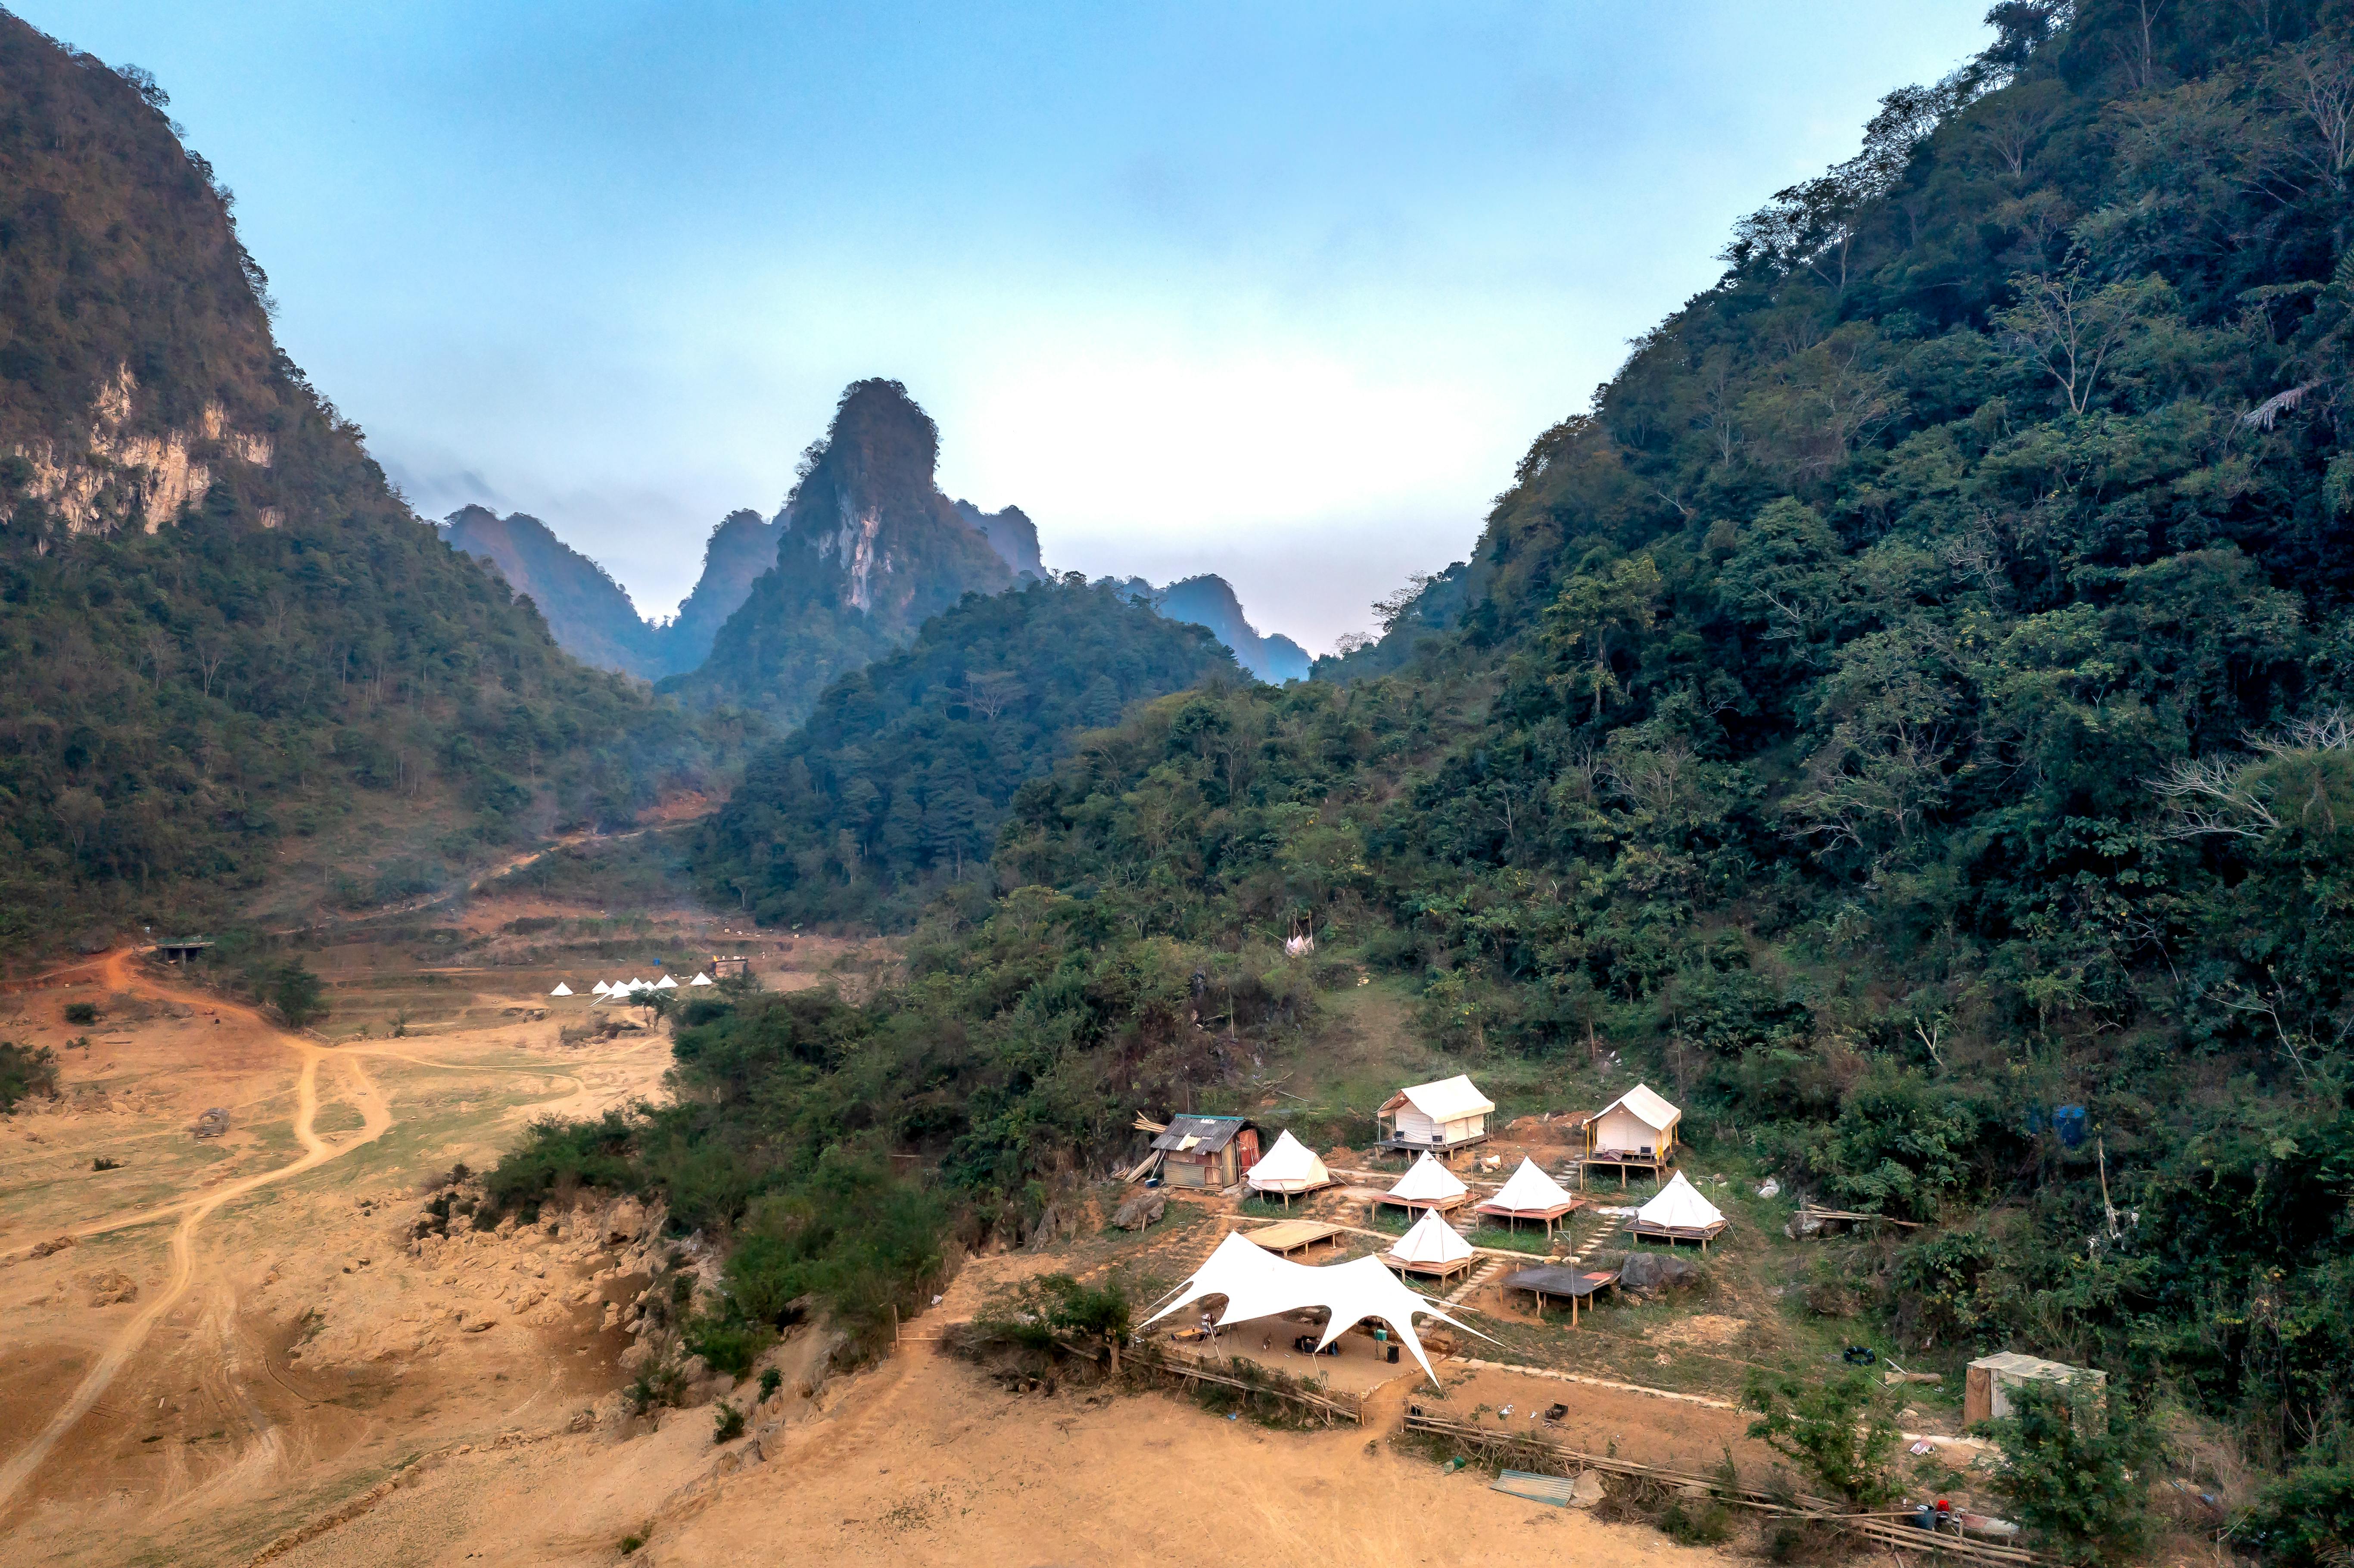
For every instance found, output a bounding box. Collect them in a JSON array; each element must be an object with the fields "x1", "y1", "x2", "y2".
[{"x1": 1241, "y1": 1219, "x2": 1346, "y2": 1257}]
